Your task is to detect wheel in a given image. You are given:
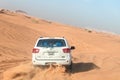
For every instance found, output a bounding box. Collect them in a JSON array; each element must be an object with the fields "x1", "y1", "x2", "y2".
[
  {"x1": 69, "y1": 61, "x2": 73, "y2": 72},
  {"x1": 65, "y1": 61, "x2": 73, "y2": 73}
]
